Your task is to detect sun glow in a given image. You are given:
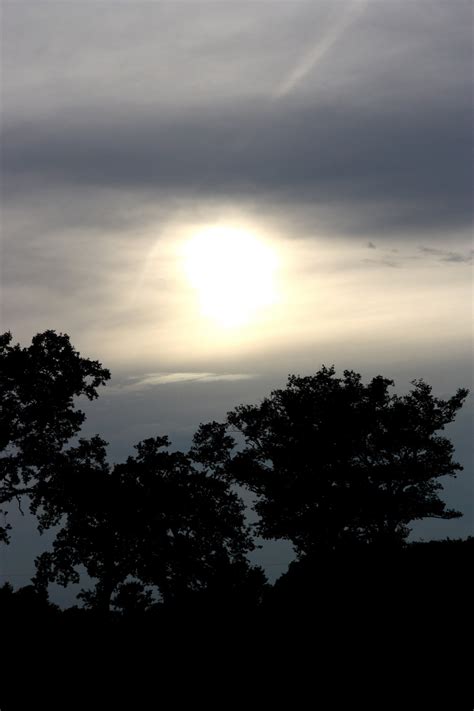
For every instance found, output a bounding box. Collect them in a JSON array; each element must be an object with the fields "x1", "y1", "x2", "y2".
[{"x1": 182, "y1": 226, "x2": 279, "y2": 328}]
